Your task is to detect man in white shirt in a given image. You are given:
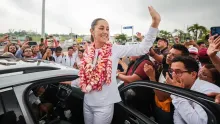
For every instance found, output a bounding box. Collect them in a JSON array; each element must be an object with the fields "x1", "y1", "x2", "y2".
[
  {"x1": 62, "y1": 47, "x2": 77, "y2": 67},
  {"x1": 53, "y1": 47, "x2": 63, "y2": 64},
  {"x1": 166, "y1": 56, "x2": 220, "y2": 124}
]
